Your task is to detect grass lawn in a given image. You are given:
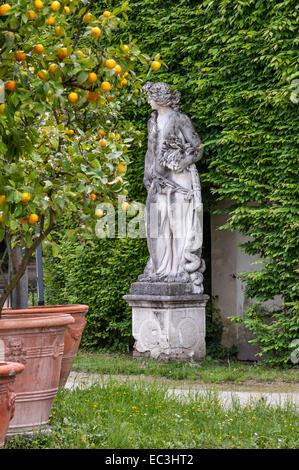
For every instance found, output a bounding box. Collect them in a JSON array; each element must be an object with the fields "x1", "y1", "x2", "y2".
[
  {"x1": 6, "y1": 380, "x2": 298, "y2": 449},
  {"x1": 5, "y1": 351, "x2": 298, "y2": 449},
  {"x1": 71, "y1": 350, "x2": 299, "y2": 389}
]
